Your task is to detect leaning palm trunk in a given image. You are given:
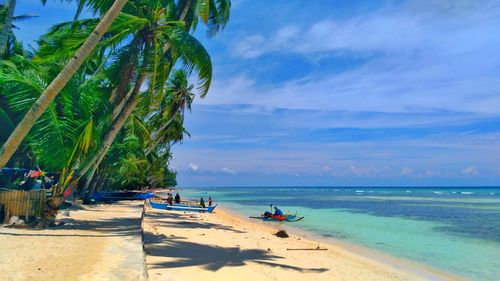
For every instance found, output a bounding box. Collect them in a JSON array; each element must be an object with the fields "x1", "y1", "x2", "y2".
[
  {"x1": 0, "y1": 0, "x2": 128, "y2": 168},
  {"x1": 80, "y1": 0, "x2": 198, "y2": 193},
  {"x1": 179, "y1": 0, "x2": 192, "y2": 21},
  {"x1": 80, "y1": 75, "x2": 146, "y2": 195},
  {"x1": 0, "y1": 0, "x2": 16, "y2": 55}
]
